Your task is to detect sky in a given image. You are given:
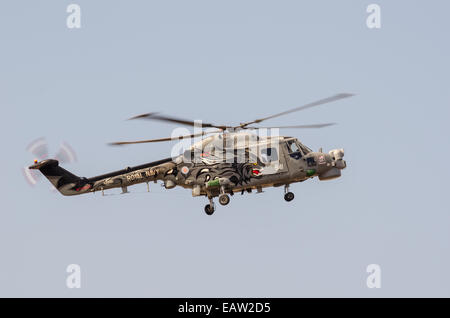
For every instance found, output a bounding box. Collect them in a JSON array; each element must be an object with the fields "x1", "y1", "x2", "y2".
[{"x1": 0, "y1": 0, "x2": 449, "y2": 297}]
